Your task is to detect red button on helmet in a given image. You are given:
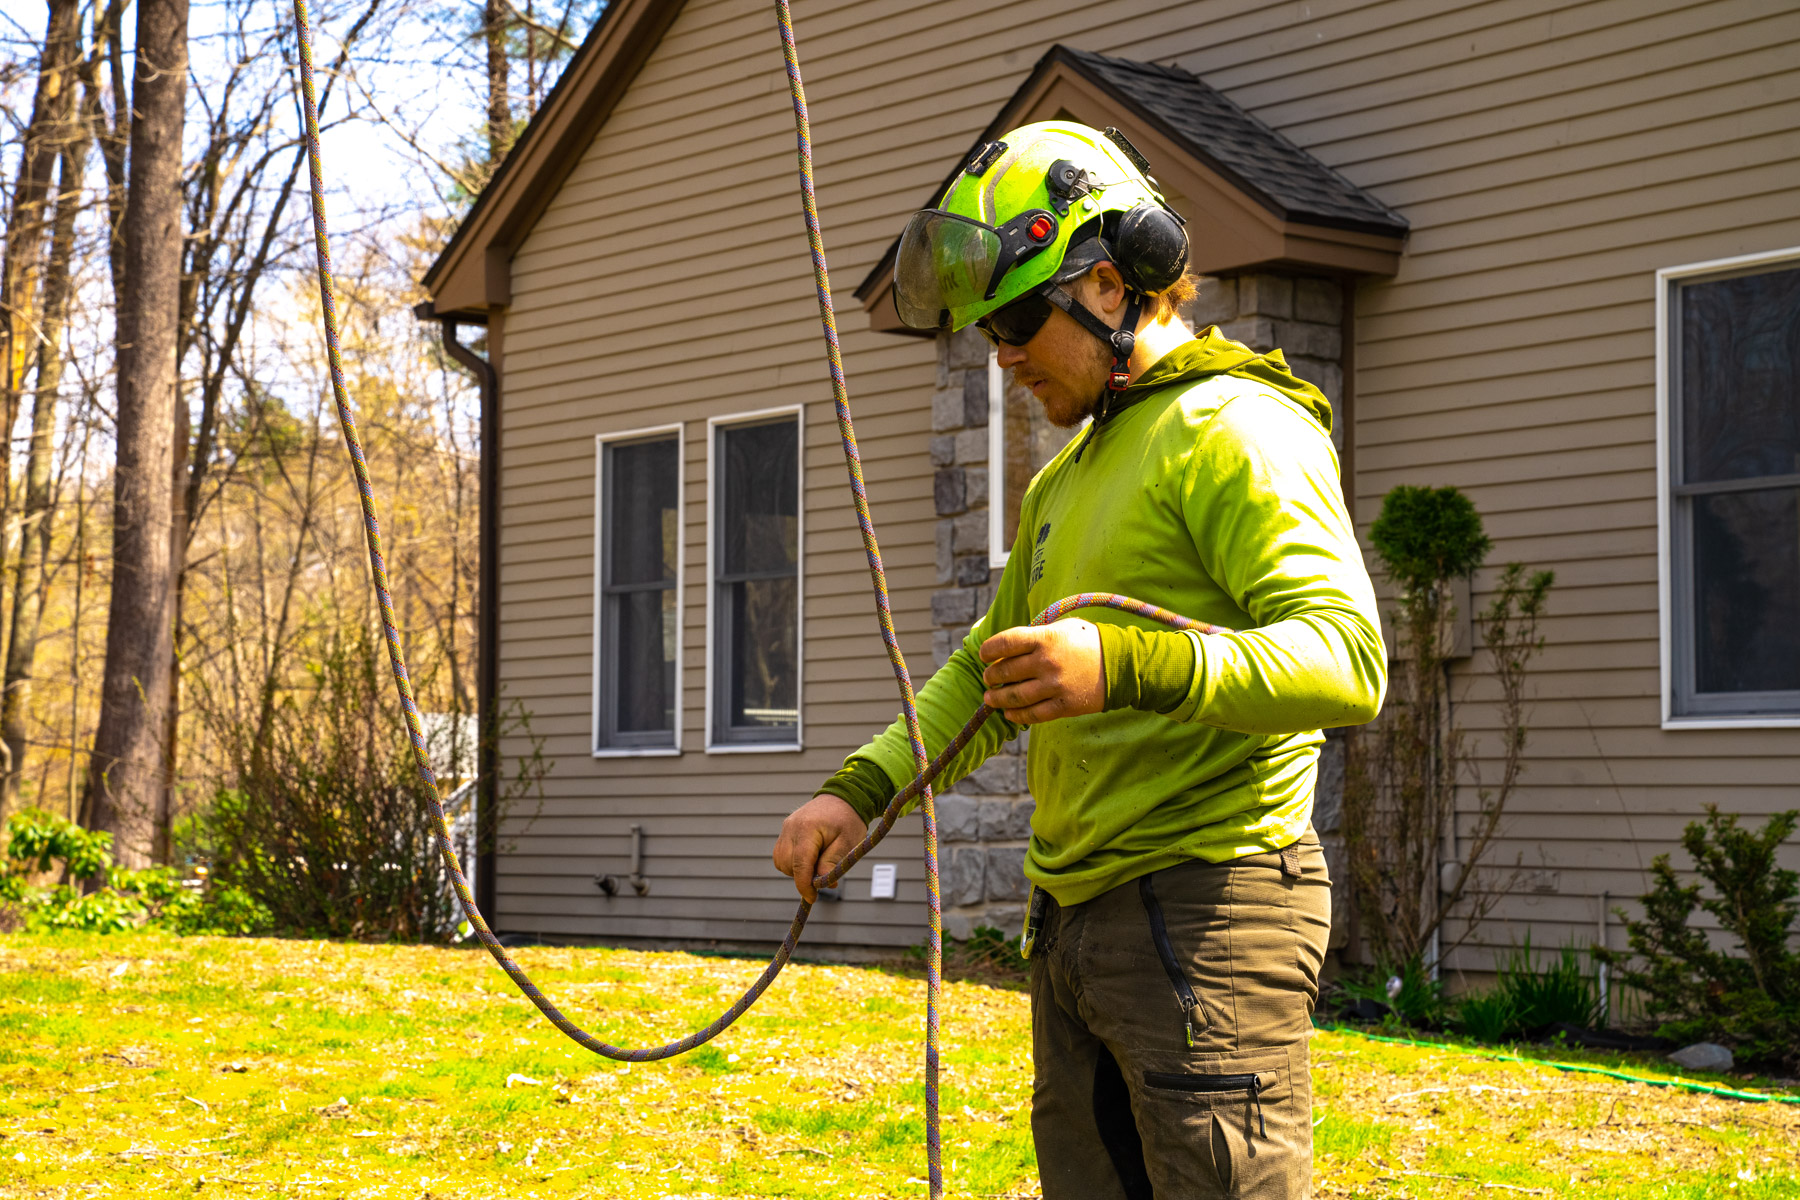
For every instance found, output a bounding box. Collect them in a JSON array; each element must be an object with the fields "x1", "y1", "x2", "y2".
[{"x1": 1028, "y1": 215, "x2": 1054, "y2": 241}]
